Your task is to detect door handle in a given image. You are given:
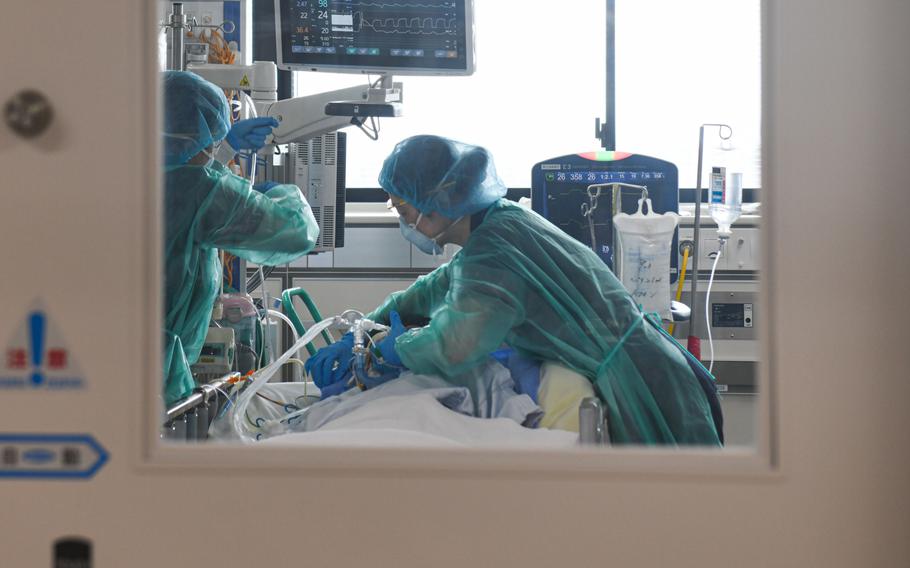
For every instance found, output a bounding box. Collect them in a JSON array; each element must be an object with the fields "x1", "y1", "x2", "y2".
[{"x1": 4, "y1": 89, "x2": 54, "y2": 139}]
